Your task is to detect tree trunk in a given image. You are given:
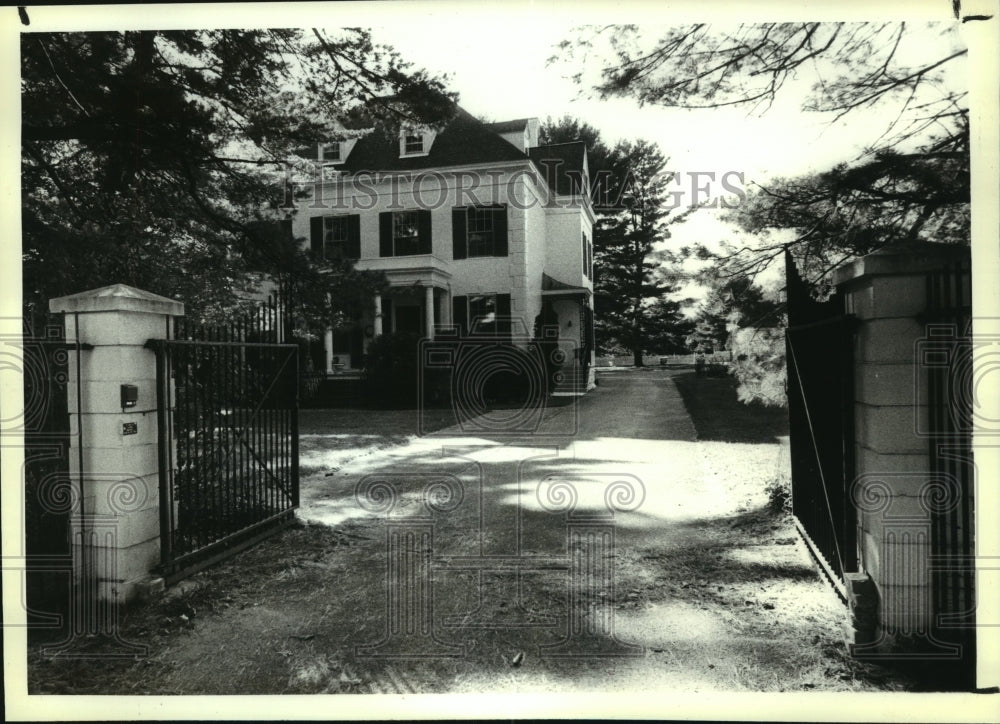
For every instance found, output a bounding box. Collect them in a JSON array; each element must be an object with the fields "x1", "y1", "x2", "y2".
[{"x1": 633, "y1": 346, "x2": 643, "y2": 368}]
